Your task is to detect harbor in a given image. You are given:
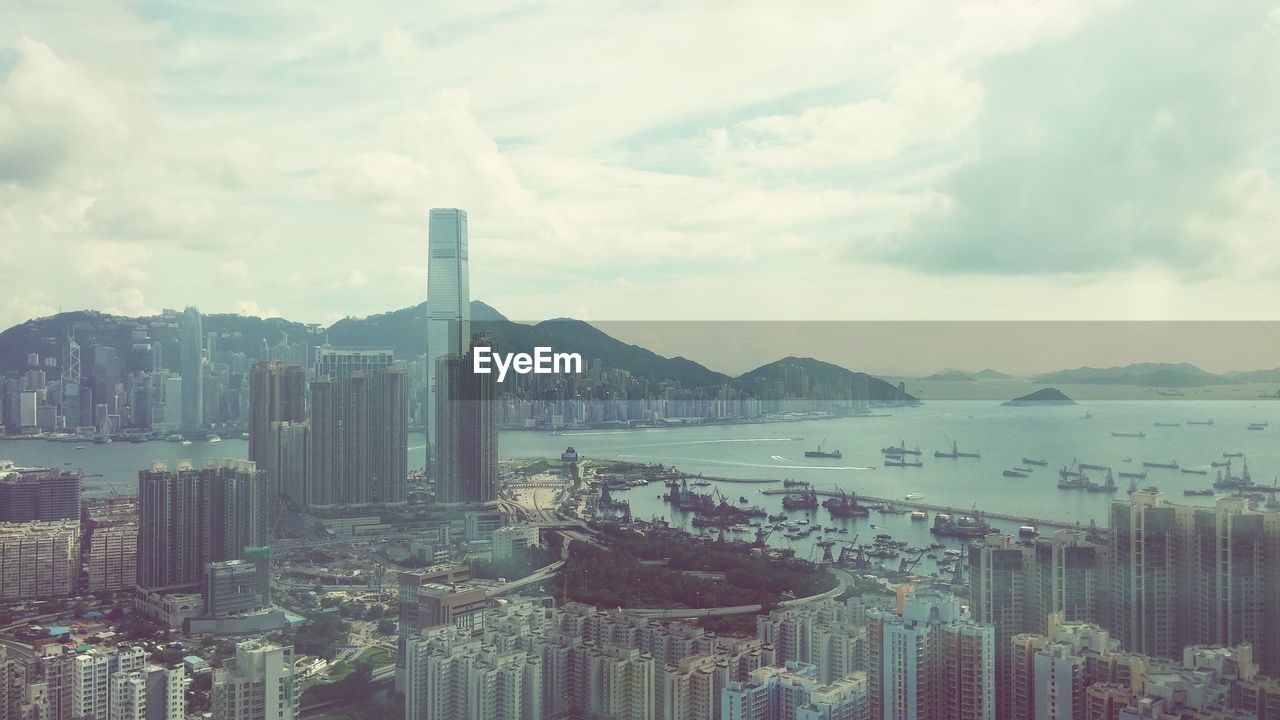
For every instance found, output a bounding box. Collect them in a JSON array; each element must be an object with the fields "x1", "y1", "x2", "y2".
[{"x1": 759, "y1": 487, "x2": 1081, "y2": 530}]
